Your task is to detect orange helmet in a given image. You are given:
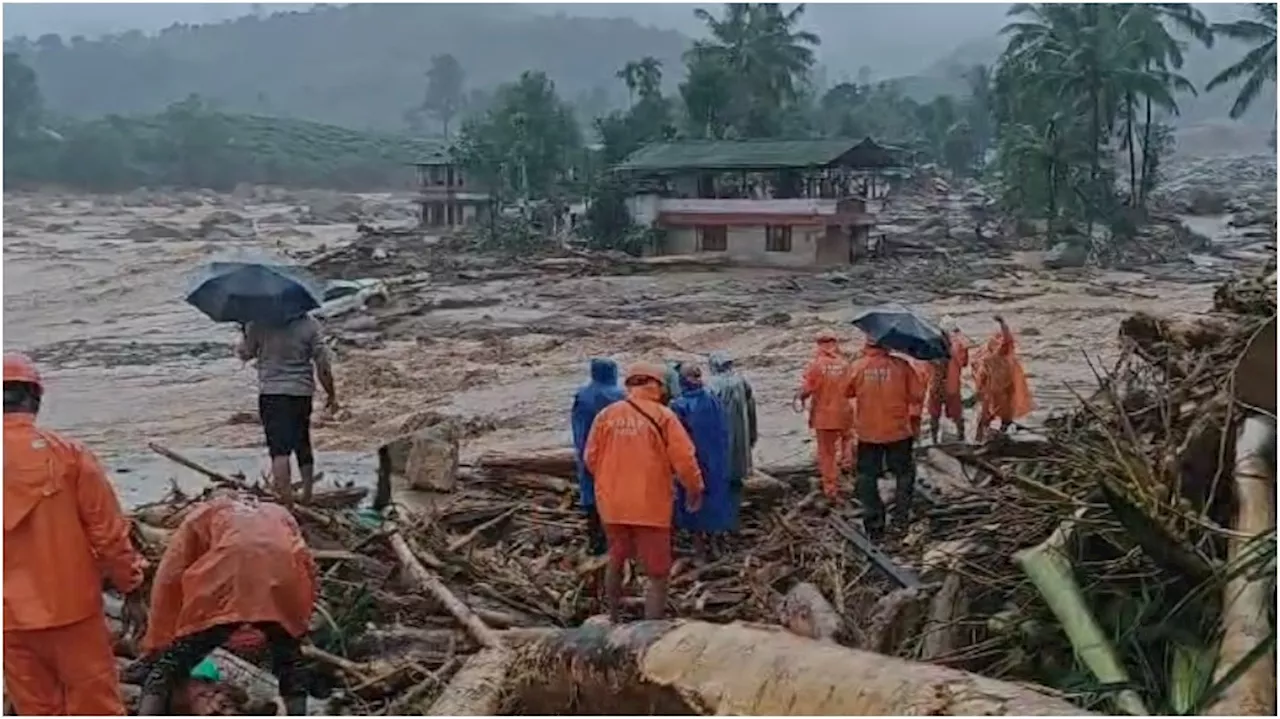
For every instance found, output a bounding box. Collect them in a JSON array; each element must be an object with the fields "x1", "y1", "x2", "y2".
[
  {"x1": 625, "y1": 362, "x2": 668, "y2": 385},
  {"x1": 3, "y1": 353, "x2": 42, "y2": 388}
]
